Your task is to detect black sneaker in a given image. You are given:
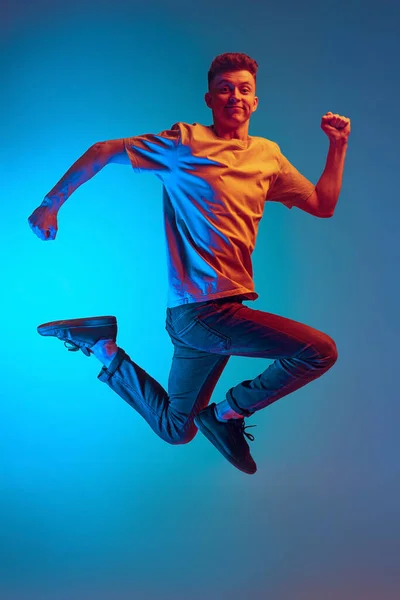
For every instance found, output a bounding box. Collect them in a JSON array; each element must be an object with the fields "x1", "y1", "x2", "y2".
[
  {"x1": 37, "y1": 316, "x2": 117, "y2": 357},
  {"x1": 194, "y1": 403, "x2": 257, "y2": 474}
]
